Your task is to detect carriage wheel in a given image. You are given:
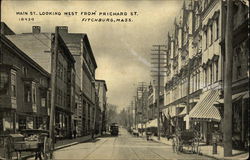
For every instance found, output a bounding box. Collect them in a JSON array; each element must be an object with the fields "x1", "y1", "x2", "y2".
[{"x1": 43, "y1": 137, "x2": 53, "y2": 160}]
